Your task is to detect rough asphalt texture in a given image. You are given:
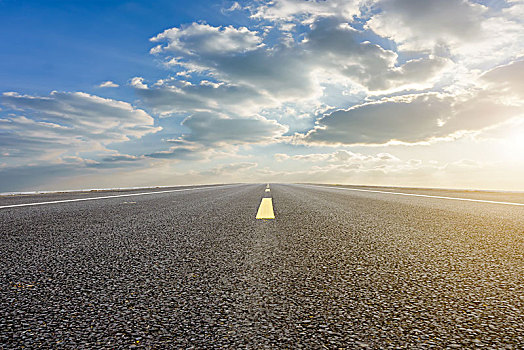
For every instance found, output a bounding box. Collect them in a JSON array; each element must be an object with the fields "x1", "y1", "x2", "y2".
[{"x1": 1, "y1": 184, "x2": 523, "y2": 349}]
